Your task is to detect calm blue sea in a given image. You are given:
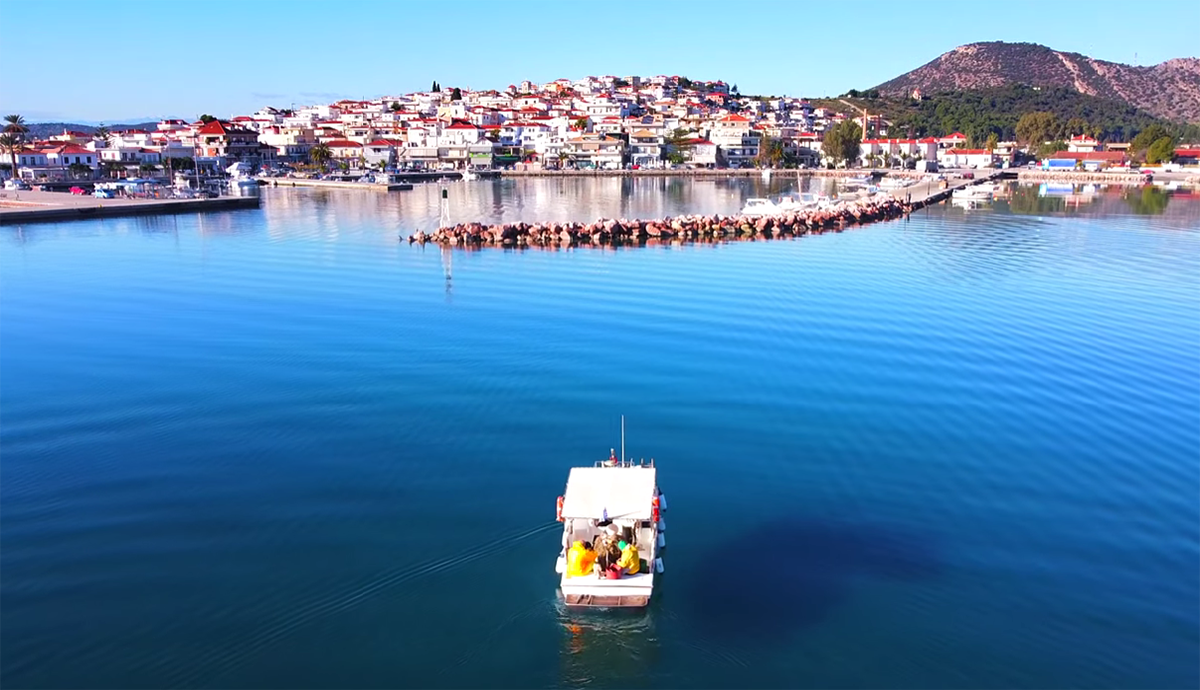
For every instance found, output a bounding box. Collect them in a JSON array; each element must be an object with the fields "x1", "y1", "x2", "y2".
[{"x1": 2, "y1": 178, "x2": 1198, "y2": 689}]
